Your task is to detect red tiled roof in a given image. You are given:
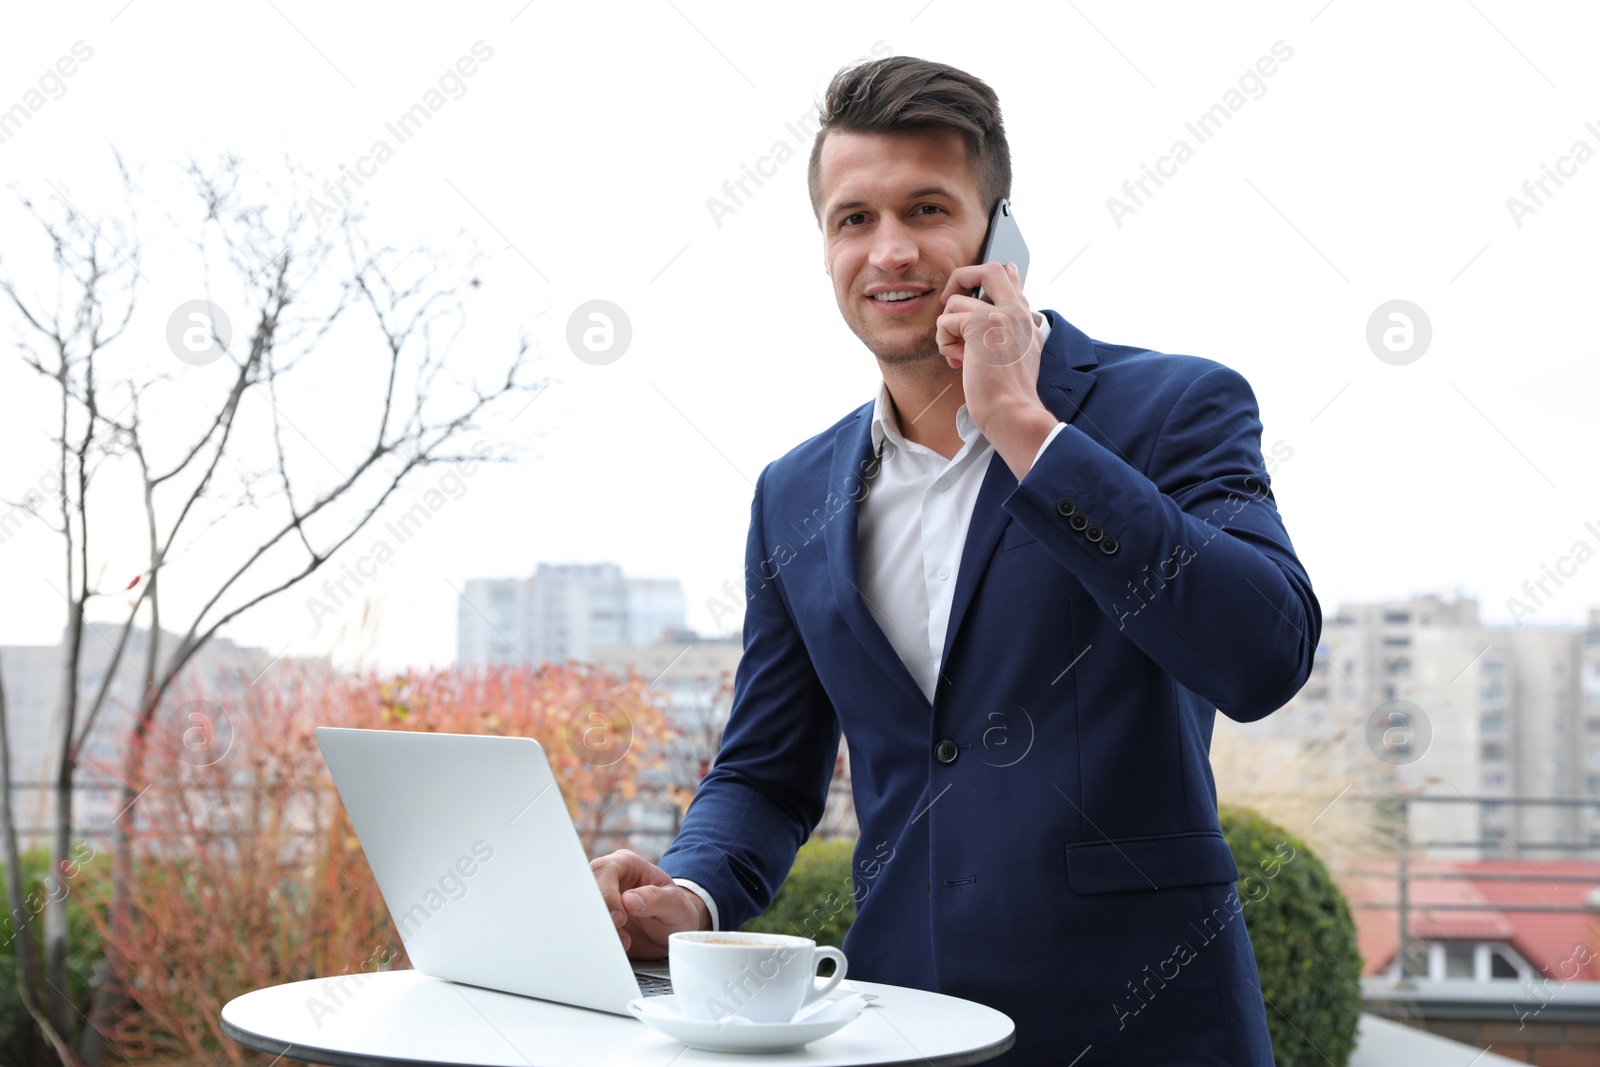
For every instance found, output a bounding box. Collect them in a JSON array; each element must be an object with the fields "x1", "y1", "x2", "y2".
[{"x1": 1341, "y1": 859, "x2": 1600, "y2": 979}]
